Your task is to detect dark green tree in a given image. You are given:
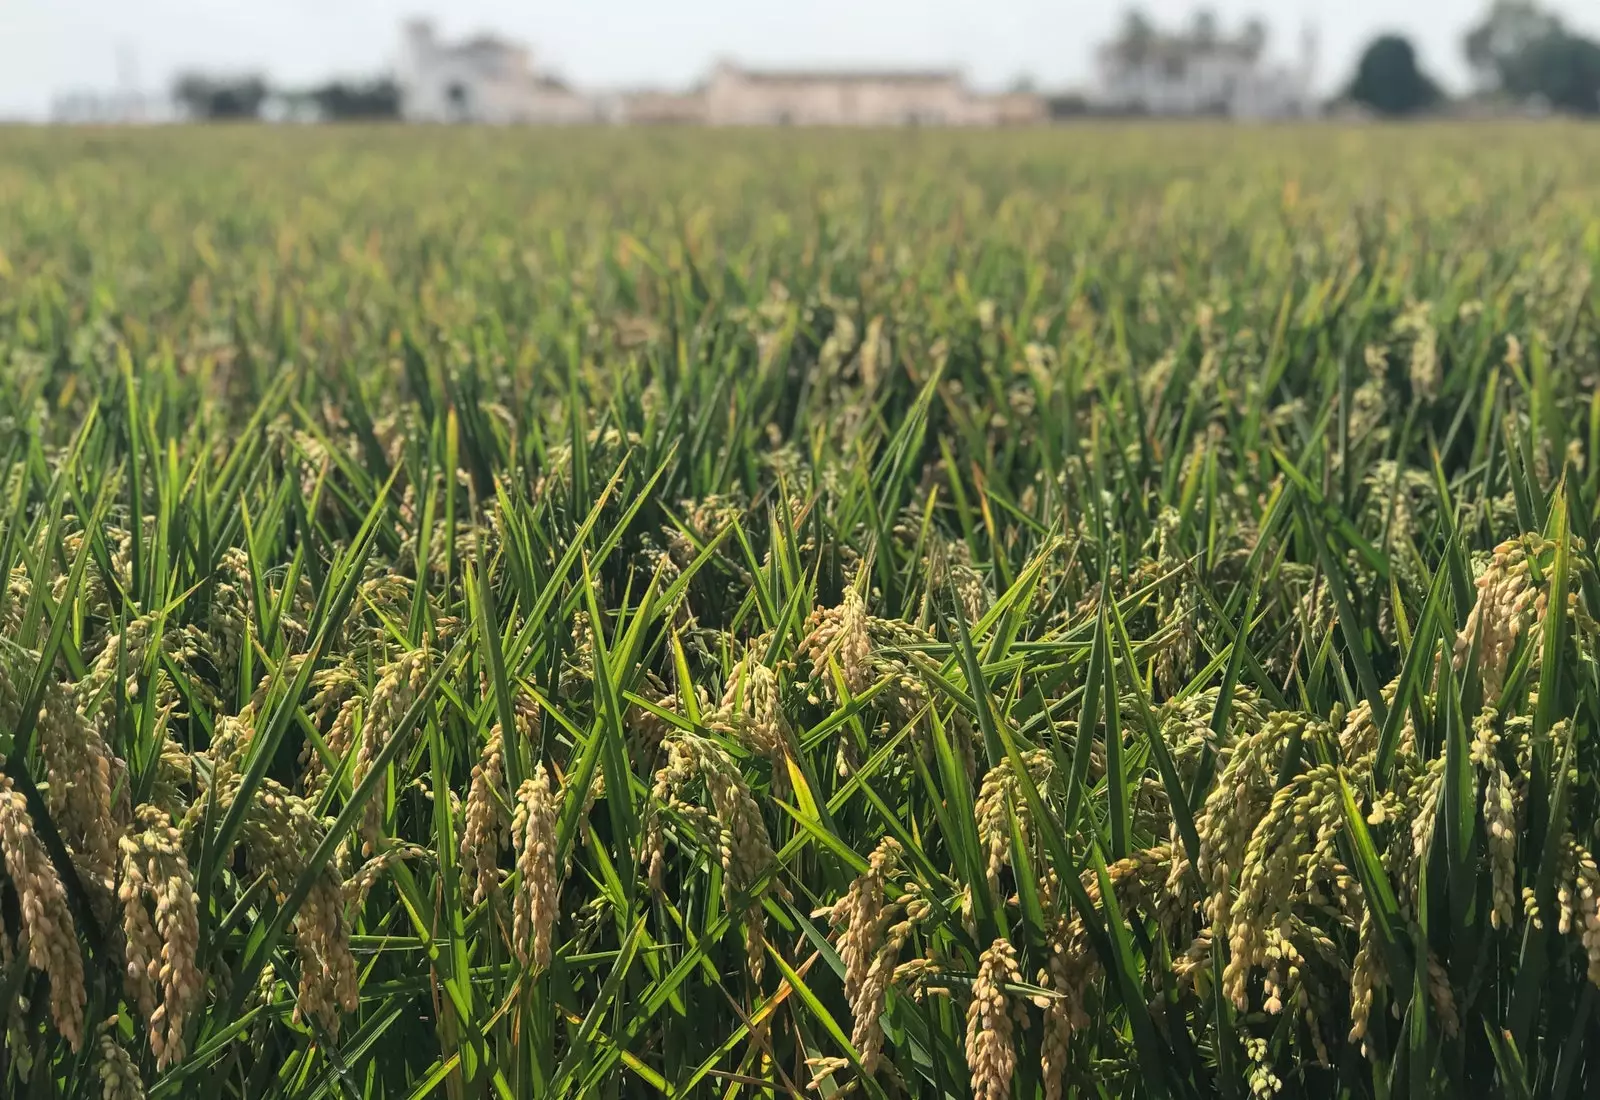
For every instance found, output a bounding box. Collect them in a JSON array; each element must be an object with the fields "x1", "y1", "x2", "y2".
[
  {"x1": 1240, "y1": 17, "x2": 1268, "y2": 62},
  {"x1": 1117, "y1": 8, "x2": 1157, "y2": 64},
  {"x1": 1513, "y1": 32, "x2": 1600, "y2": 113},
  {"x1": 173, "y1": 73, "x2": 268, "y2": 120},
  {"x1": 1463, "y1": 1, "x2": 1600, "y2": 113},
  {"x1": 1348, "y1": 35, "x2": 1440, "y2": 116},
  {"x1": 1464, "y1": 0, "x2": 1563, "y2": 87},
  {"x1": 308, "y1": 79, "x2": 401, "y2": 121}
]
